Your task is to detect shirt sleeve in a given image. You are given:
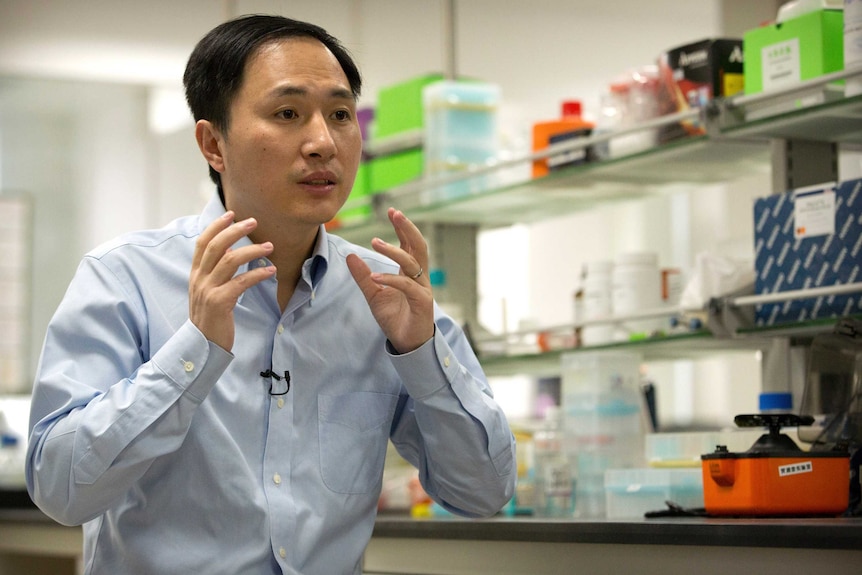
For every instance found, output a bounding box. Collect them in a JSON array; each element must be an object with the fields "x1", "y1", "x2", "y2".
[
  {"x1": 25, "y1": 256, "x2": 232, "y2": 526},
  {"x1": 386, "y1": 311, "x2": 516, "y2": 518}
]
